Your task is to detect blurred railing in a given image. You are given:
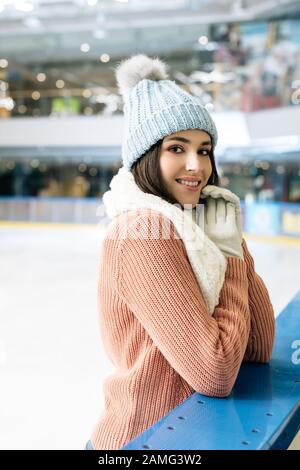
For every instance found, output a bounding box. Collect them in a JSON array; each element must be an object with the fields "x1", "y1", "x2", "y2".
[
  {"x1": 0, "y1": 198, "x2": 300, "y2": 238},
  {"x1": 0, "y1": 197, "x2": 104, "y2": 225}
]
